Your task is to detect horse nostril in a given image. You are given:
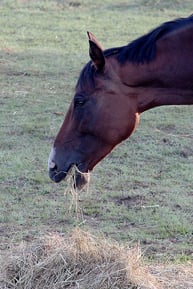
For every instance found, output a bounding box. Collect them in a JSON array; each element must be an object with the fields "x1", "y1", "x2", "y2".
[
  {"x1": 48, "y1": 147, "x2": 57, "y2": 171},
  {"x1": 49, "y1": 160, "x2": 57, "y2": 171}
]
